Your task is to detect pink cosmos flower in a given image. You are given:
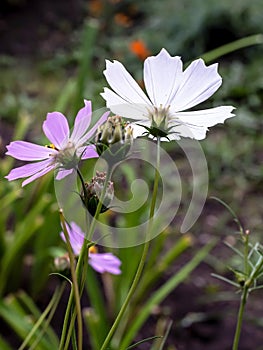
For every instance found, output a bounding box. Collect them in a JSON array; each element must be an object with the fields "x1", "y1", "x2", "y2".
[
  {"x1": 5, "y1": 100, "x2": 108, "y2": 186},
  {"x1": 101, "y1": 48, "x2": 235, "y2": 140},
  {"x1": 60, "y1": 221, "x2": 121, "y2": 275}
]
